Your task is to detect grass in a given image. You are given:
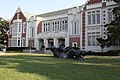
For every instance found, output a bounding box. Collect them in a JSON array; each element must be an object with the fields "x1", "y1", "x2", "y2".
[{"x1": 0, "y1": 53, "x2": 120, "y2": 80}]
